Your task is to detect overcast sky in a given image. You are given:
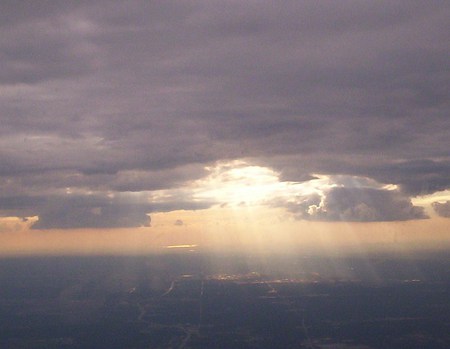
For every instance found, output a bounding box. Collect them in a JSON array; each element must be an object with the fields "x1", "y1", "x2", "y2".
[{"x1": 1, "y1": 0, "x2": 449, "y2": 229}]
